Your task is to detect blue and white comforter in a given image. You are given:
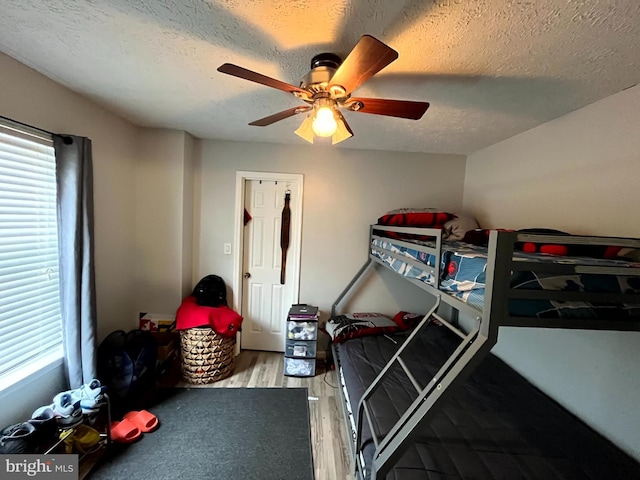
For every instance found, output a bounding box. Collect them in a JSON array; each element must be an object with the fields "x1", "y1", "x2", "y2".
[{"x1": 371, "y1": 238, "x2": 640, "y2": 318}]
